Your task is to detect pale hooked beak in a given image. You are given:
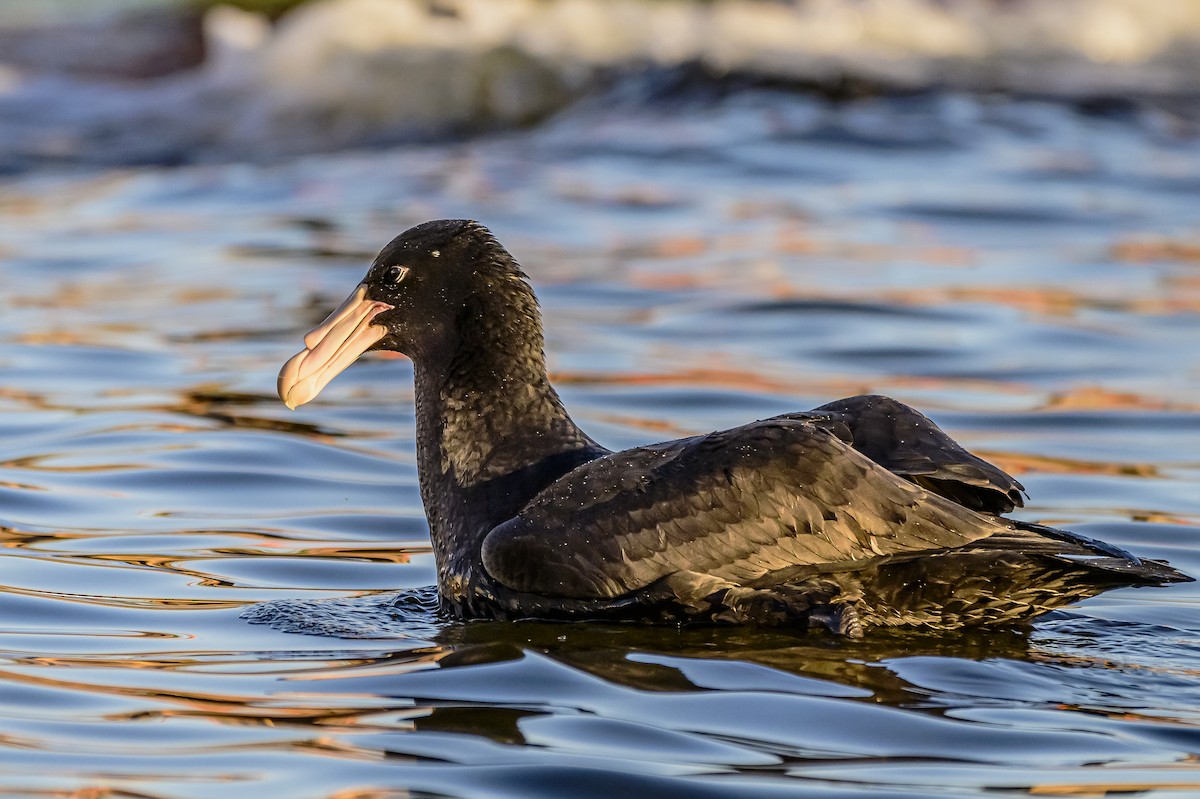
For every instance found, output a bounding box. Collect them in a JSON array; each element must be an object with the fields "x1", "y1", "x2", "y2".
[{"x1": 277, "y1": 284, "x2": 393, "y2": 409}]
